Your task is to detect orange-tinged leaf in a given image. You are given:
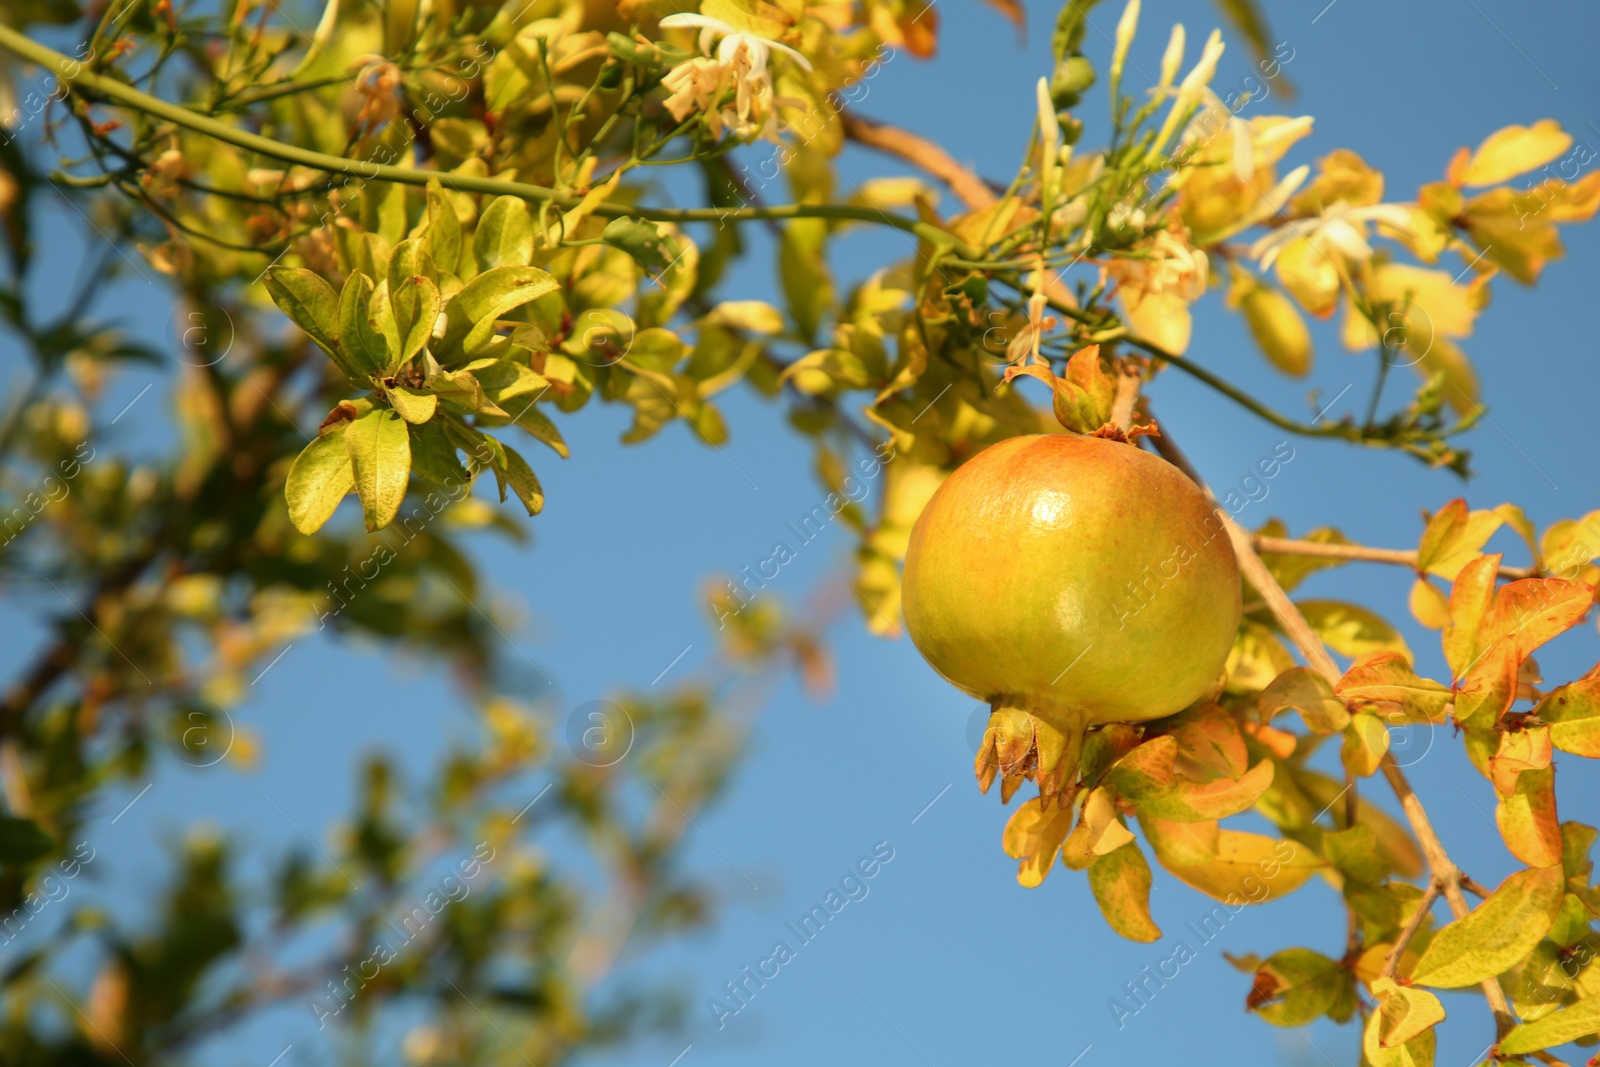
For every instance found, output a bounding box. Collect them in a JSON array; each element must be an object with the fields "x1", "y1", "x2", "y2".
[
  {"x1": 1128, "y1": 760, "x2": 1276, "y2": 822},
  {"x1": 1336, "y1": 652, "x2": 1452, "y2": 723},
  {"x1": 1371, "y1": 977, "x2": 1446, "y2": 1048},
  {"x1": 1496, "y1": 766, "x2": 1562, "y2": 869},
  {"x1": 1416, "y1": 499, "x2": 1503, "y2": 581},
  {"x1": 1452, "y1": 634, "x2": 1518, "y2": 726},
  {"x1": 1481, "y1": 576, "x2": 1594, "y2": 661},
  {"x1": 1409, "y1": 866, "x2": 1565, "y2": 989},
  {"x1": 1488, "y1": 725, "x2": 1553, "y2": 797},
  {"x1": 978, "y1": 0, "x2": 1025, "y2": 35},
  {"x1": 1538, "y1": 669, "x2": 1600, "y2": 757},
  {"x1": 1156, "y1": 830, "x2": 1320, "y2": 904},
  {"x1": 1261, "y1": 666, "x2": 1349, "y2": 733},
  {"x1": 1158, "y1": 703, "x2": 1248, "y2": 780},
  {"x1": 1459, "y1": 120, "x2": 1573, "y2": 188},
  {"x1": 1088, "y1": 841, "x2": 1161, "y2": 943},
  {"x1": 1442, "y1": 553, "x2": 1500, "y2": 679},
  {"x1": 1106, "y1": 734, "x2": 1180, "y2": 798}
]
